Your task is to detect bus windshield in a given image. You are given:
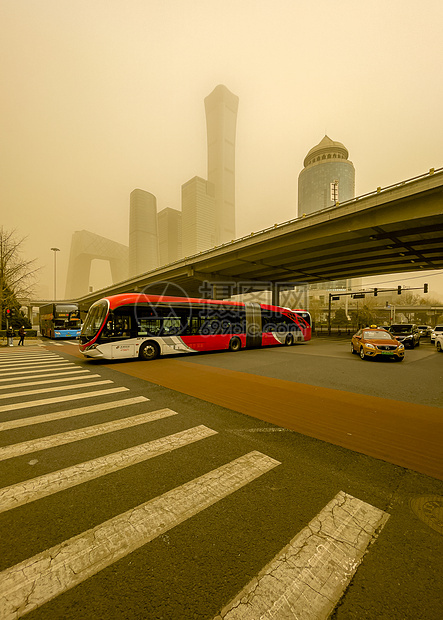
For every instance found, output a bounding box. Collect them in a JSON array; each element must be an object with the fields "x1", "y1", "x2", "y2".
[{"x1": 80, "y1": 300, "x2": 108, "y2": 341}]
